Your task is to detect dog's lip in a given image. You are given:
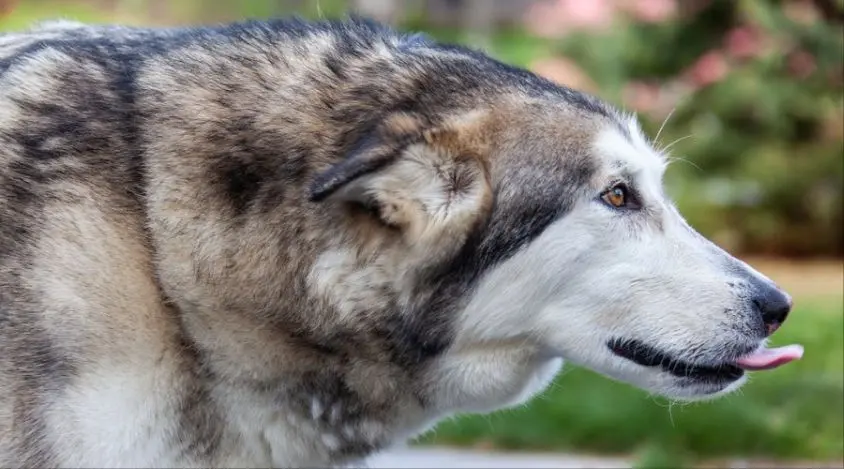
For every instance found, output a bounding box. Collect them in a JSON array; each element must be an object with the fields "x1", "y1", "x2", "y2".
[
  {"x1": 607, "y1": 338, "x2": 745, "y2": 381},
  {"x1": 608, "y1": 338, "x2": 804, "y2": 378}
]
